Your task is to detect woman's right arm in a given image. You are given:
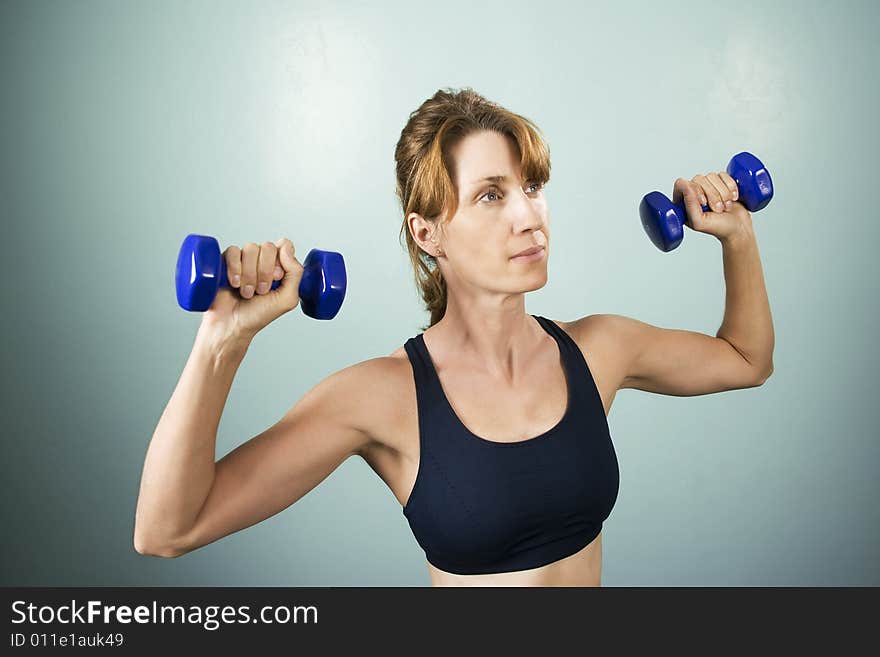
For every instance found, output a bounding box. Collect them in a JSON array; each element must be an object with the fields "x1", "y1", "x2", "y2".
[
  {"x1": 134, "y1": 237, "x2": 375, "y2": 557},
  {"x1": 133, "y1": 322, "x2": 251, "y2": 557},
  {"x1": 133, "y1": 322, "x2": 380, "y2": 558}
]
